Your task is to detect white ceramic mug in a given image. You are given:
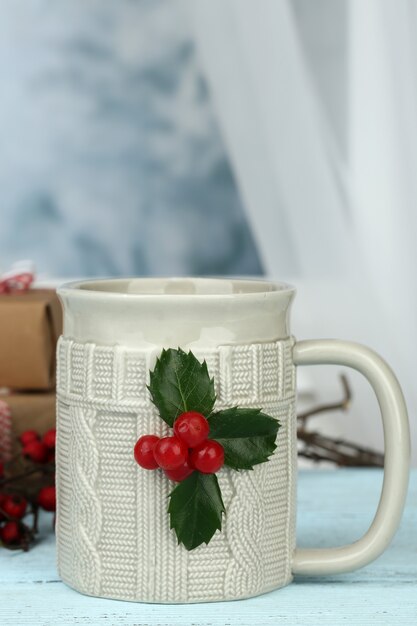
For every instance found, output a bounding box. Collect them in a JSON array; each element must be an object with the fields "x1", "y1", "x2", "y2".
[{"x1": 56, "y1": 278, "x2": 410, "y2": 603}]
